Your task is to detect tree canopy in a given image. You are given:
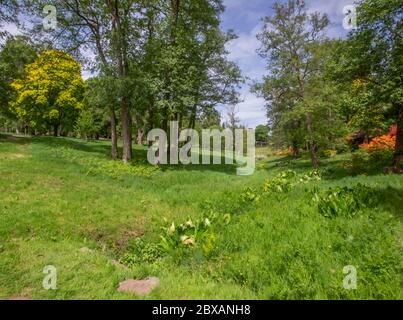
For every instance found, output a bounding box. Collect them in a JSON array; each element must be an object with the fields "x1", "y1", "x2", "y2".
[{"x1": 11, "y1": 50, "x2": 85, "y2": 135}]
